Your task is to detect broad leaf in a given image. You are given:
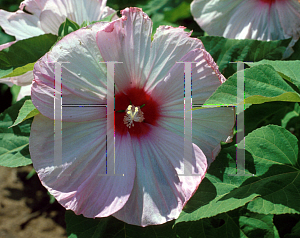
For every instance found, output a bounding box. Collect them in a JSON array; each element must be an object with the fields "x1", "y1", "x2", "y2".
[
  {"x1": 1, "y1": 62, "x2": 35, "y2": 79},
  {"x1": 176, "y1": 125, "x2": 299, "y2": 223},
  {"x1": 175, "y1": 208, "x2": 279, "y2": 238},
  {"x1": 0, "y1": 96, "x2": 32, "y2": 167},
  {"x1": 204, "y1": 64, "x2": 300, "y2": 107},
  {"x1": 244, "y1": 102, "x2": 294, "y2": 136},
  {"x1": 247, "y1": 60, "x2": 300, "y2": 89},
  {"x1": 285, "y1": 220, "x2": 300, "y2": 238},
  {"x1": 287, "y1": 38, "x2": 300, "y2": 60},
  {"x1": 65, "y1": 211, "x2": 176, "y2": 238},
  {"x1": 199, "y1": 36, "x2": 291, "y2": 77},
  {"x1": 10, "y1": 99, "x2": 39, "y2": 128},
  {"x1": 0, "y1": 34, "x2": 58, "y2": 78},
  {"x1": 281, "y1": 103, "x2": 300, "y2": 129}
]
